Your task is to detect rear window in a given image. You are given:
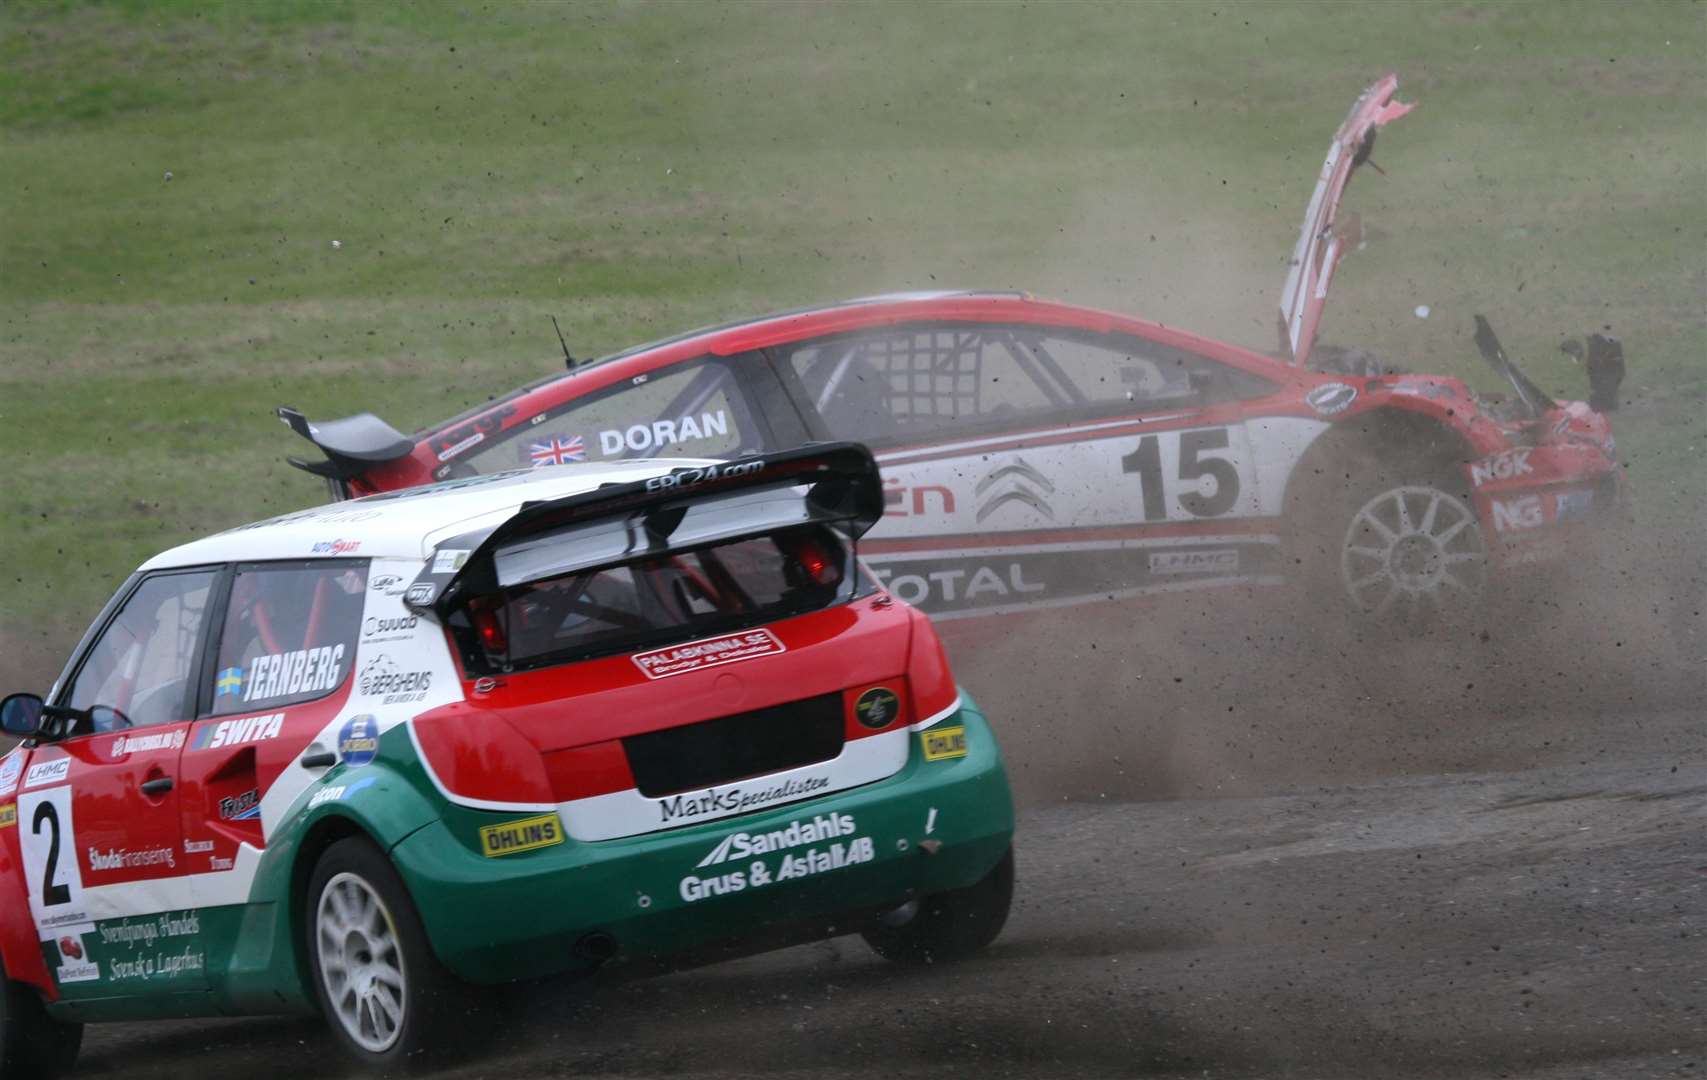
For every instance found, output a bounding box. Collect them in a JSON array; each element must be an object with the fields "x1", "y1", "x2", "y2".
[{"x1": 448, "y1": 525, "x2": 855, "y2": 674}]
